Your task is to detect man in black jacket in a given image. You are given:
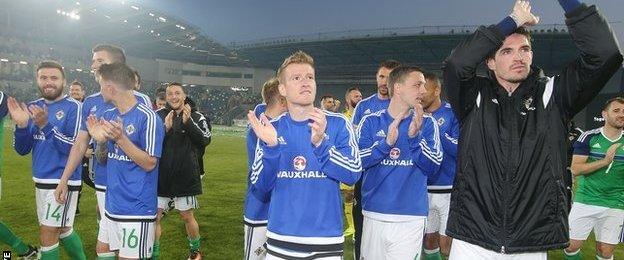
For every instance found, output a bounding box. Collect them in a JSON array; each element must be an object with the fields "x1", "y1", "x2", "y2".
[
  {"x1": 153, "y1": 82, "x2": 211, "y2": 260},
  {"x1": 444, "y1": 0, "x2": 622, "y2": 258}
]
